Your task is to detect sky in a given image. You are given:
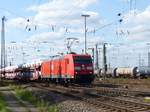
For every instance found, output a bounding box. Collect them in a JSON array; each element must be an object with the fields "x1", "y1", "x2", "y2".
[{"x1": 0, "y1": 0, "x2": 150, "y2": 67}]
